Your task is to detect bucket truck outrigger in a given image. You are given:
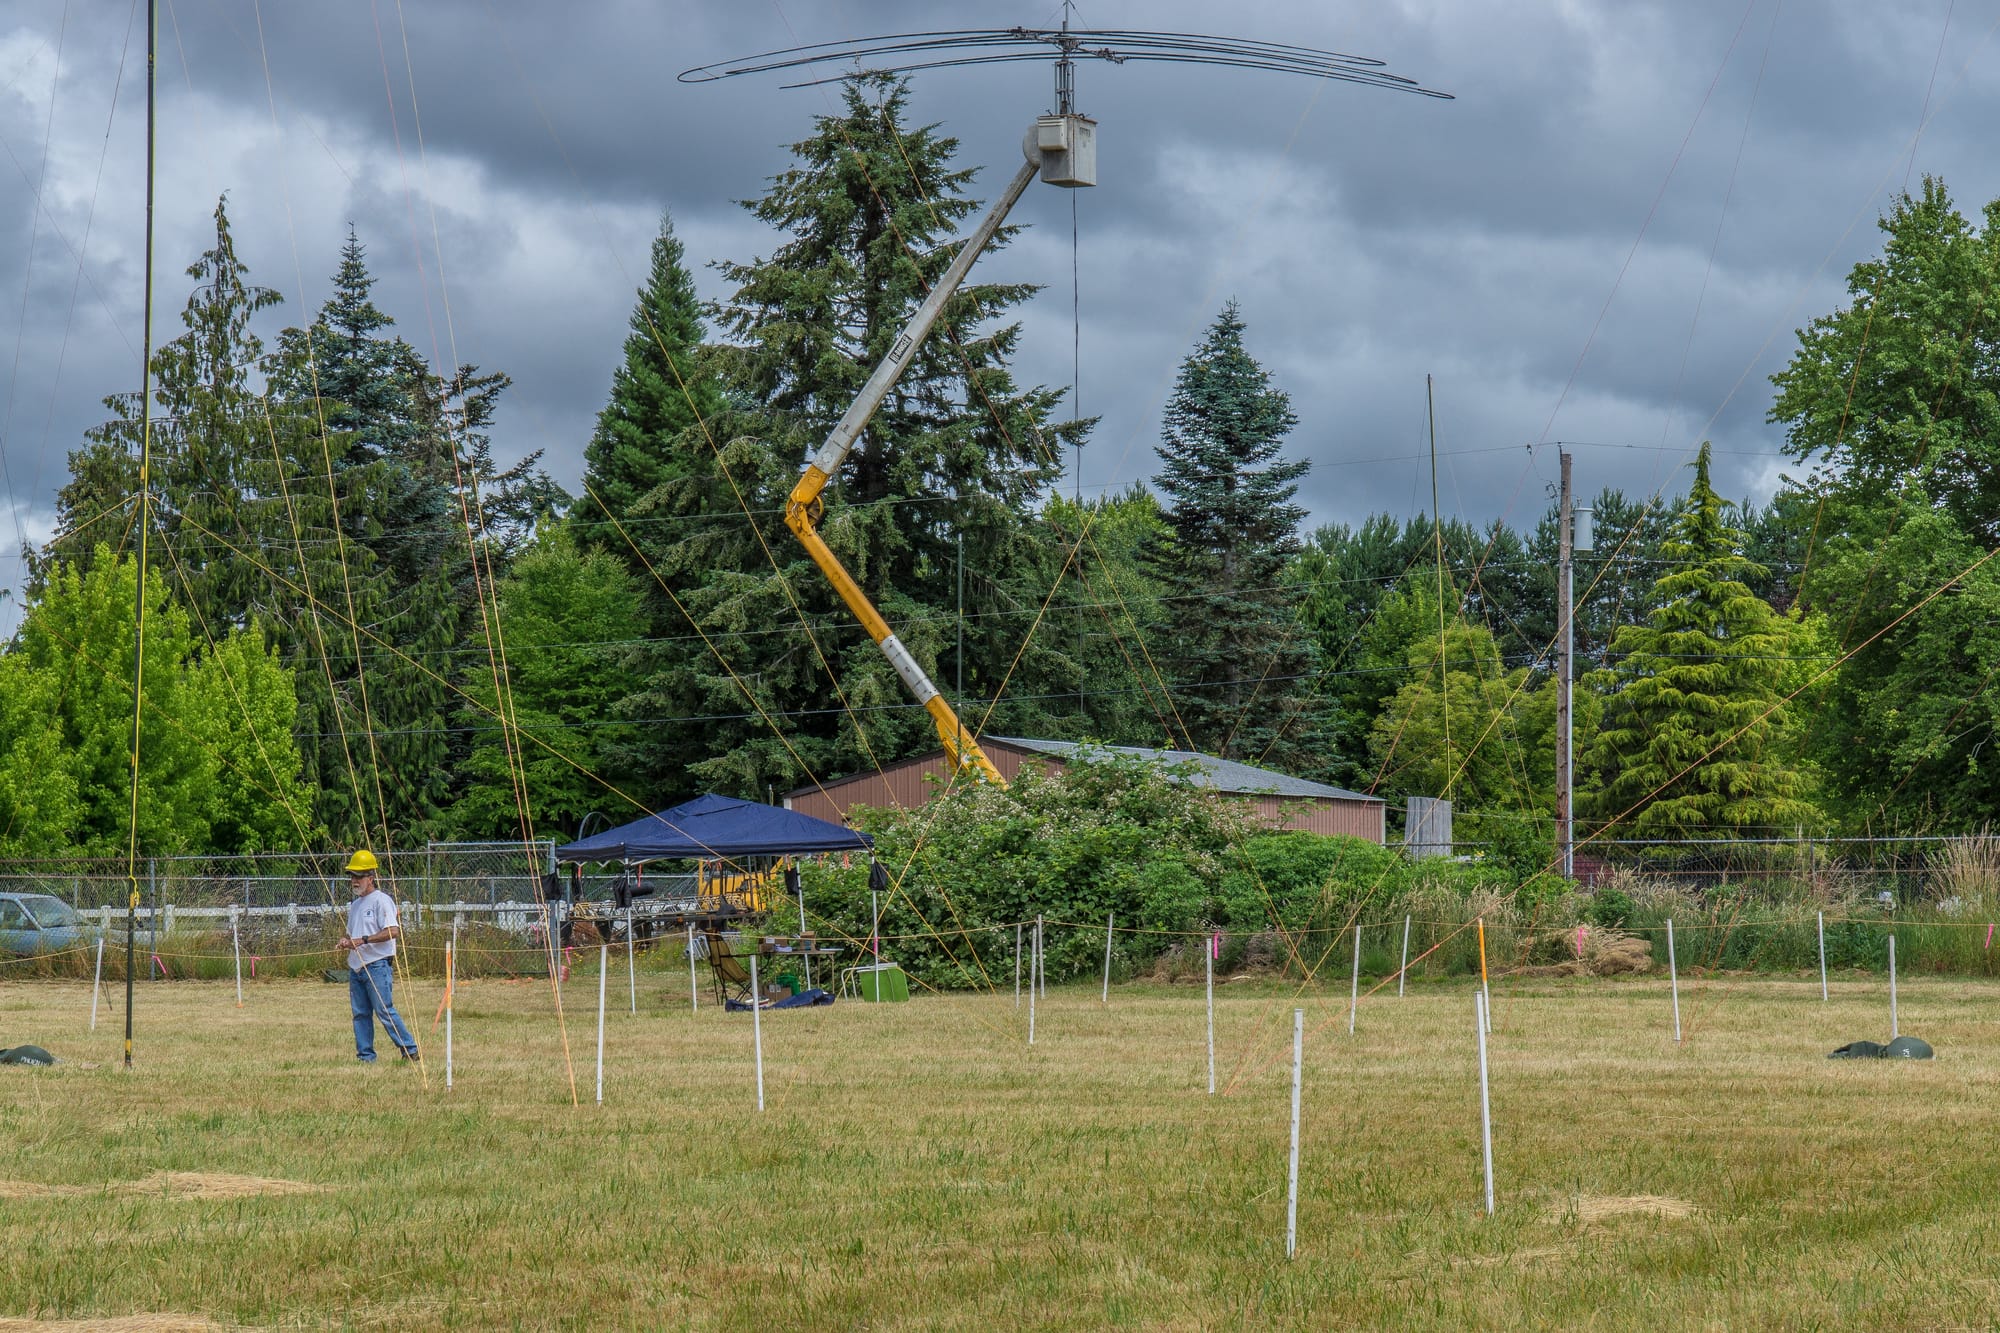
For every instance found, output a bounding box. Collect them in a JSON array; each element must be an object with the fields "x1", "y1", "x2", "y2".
[{"x1": 782, "y1": 111, "x2": 1097, "y2": 788}]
